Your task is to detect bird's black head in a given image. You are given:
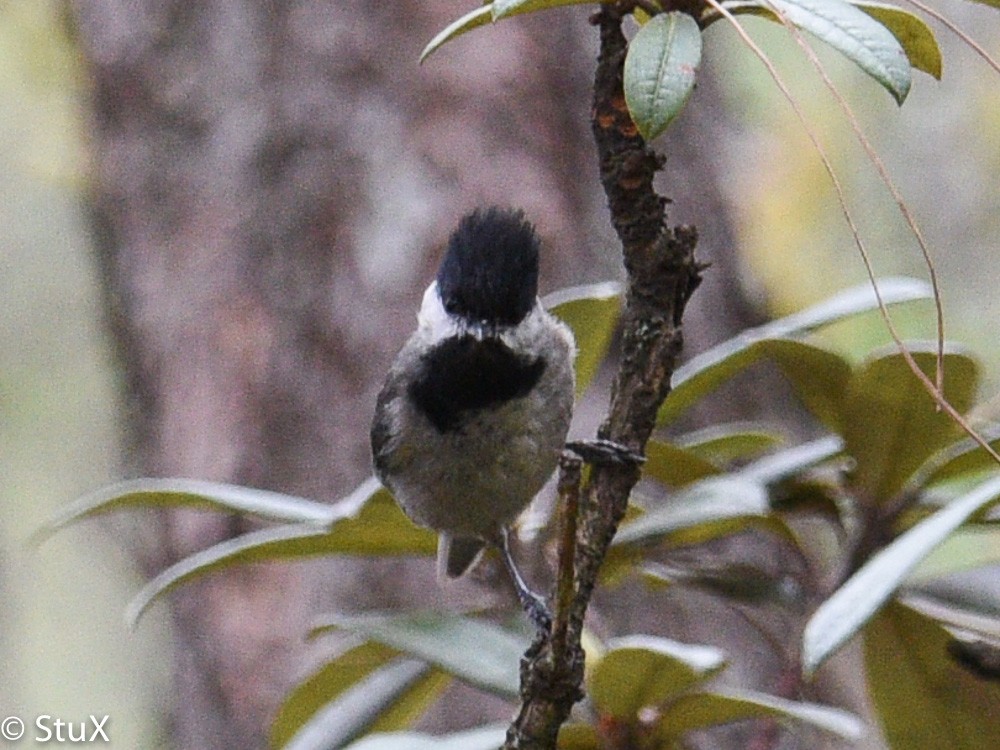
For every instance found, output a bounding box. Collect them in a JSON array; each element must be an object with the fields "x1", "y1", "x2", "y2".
[{"x1": 436, "y1": 207, "x2": 540, "y2": 328}]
